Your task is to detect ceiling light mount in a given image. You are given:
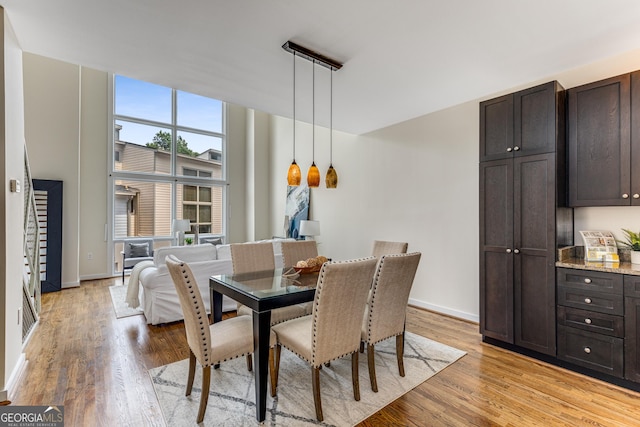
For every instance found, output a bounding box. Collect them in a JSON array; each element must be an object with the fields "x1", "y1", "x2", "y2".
[{"x1": 282, "y1": 41, "x2": 343, "y2": 71}]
